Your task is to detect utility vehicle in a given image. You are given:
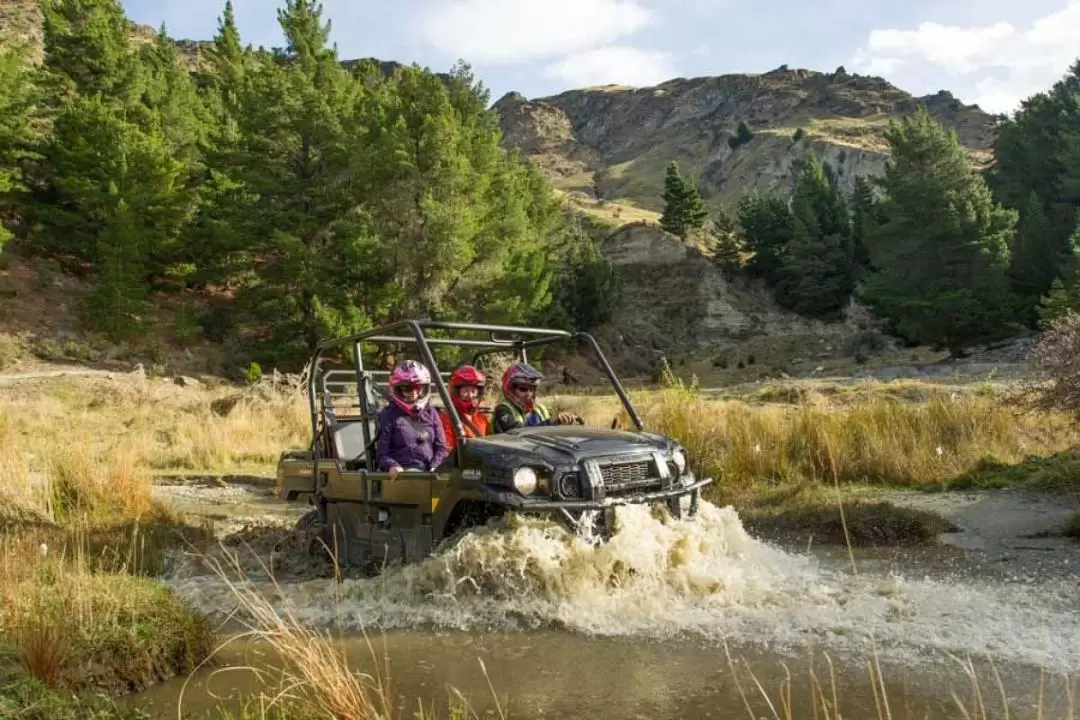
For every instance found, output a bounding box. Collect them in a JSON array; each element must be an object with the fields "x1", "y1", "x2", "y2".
[{"x1": 276, "y1": 319, "x2": 714, "y2": 569}]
